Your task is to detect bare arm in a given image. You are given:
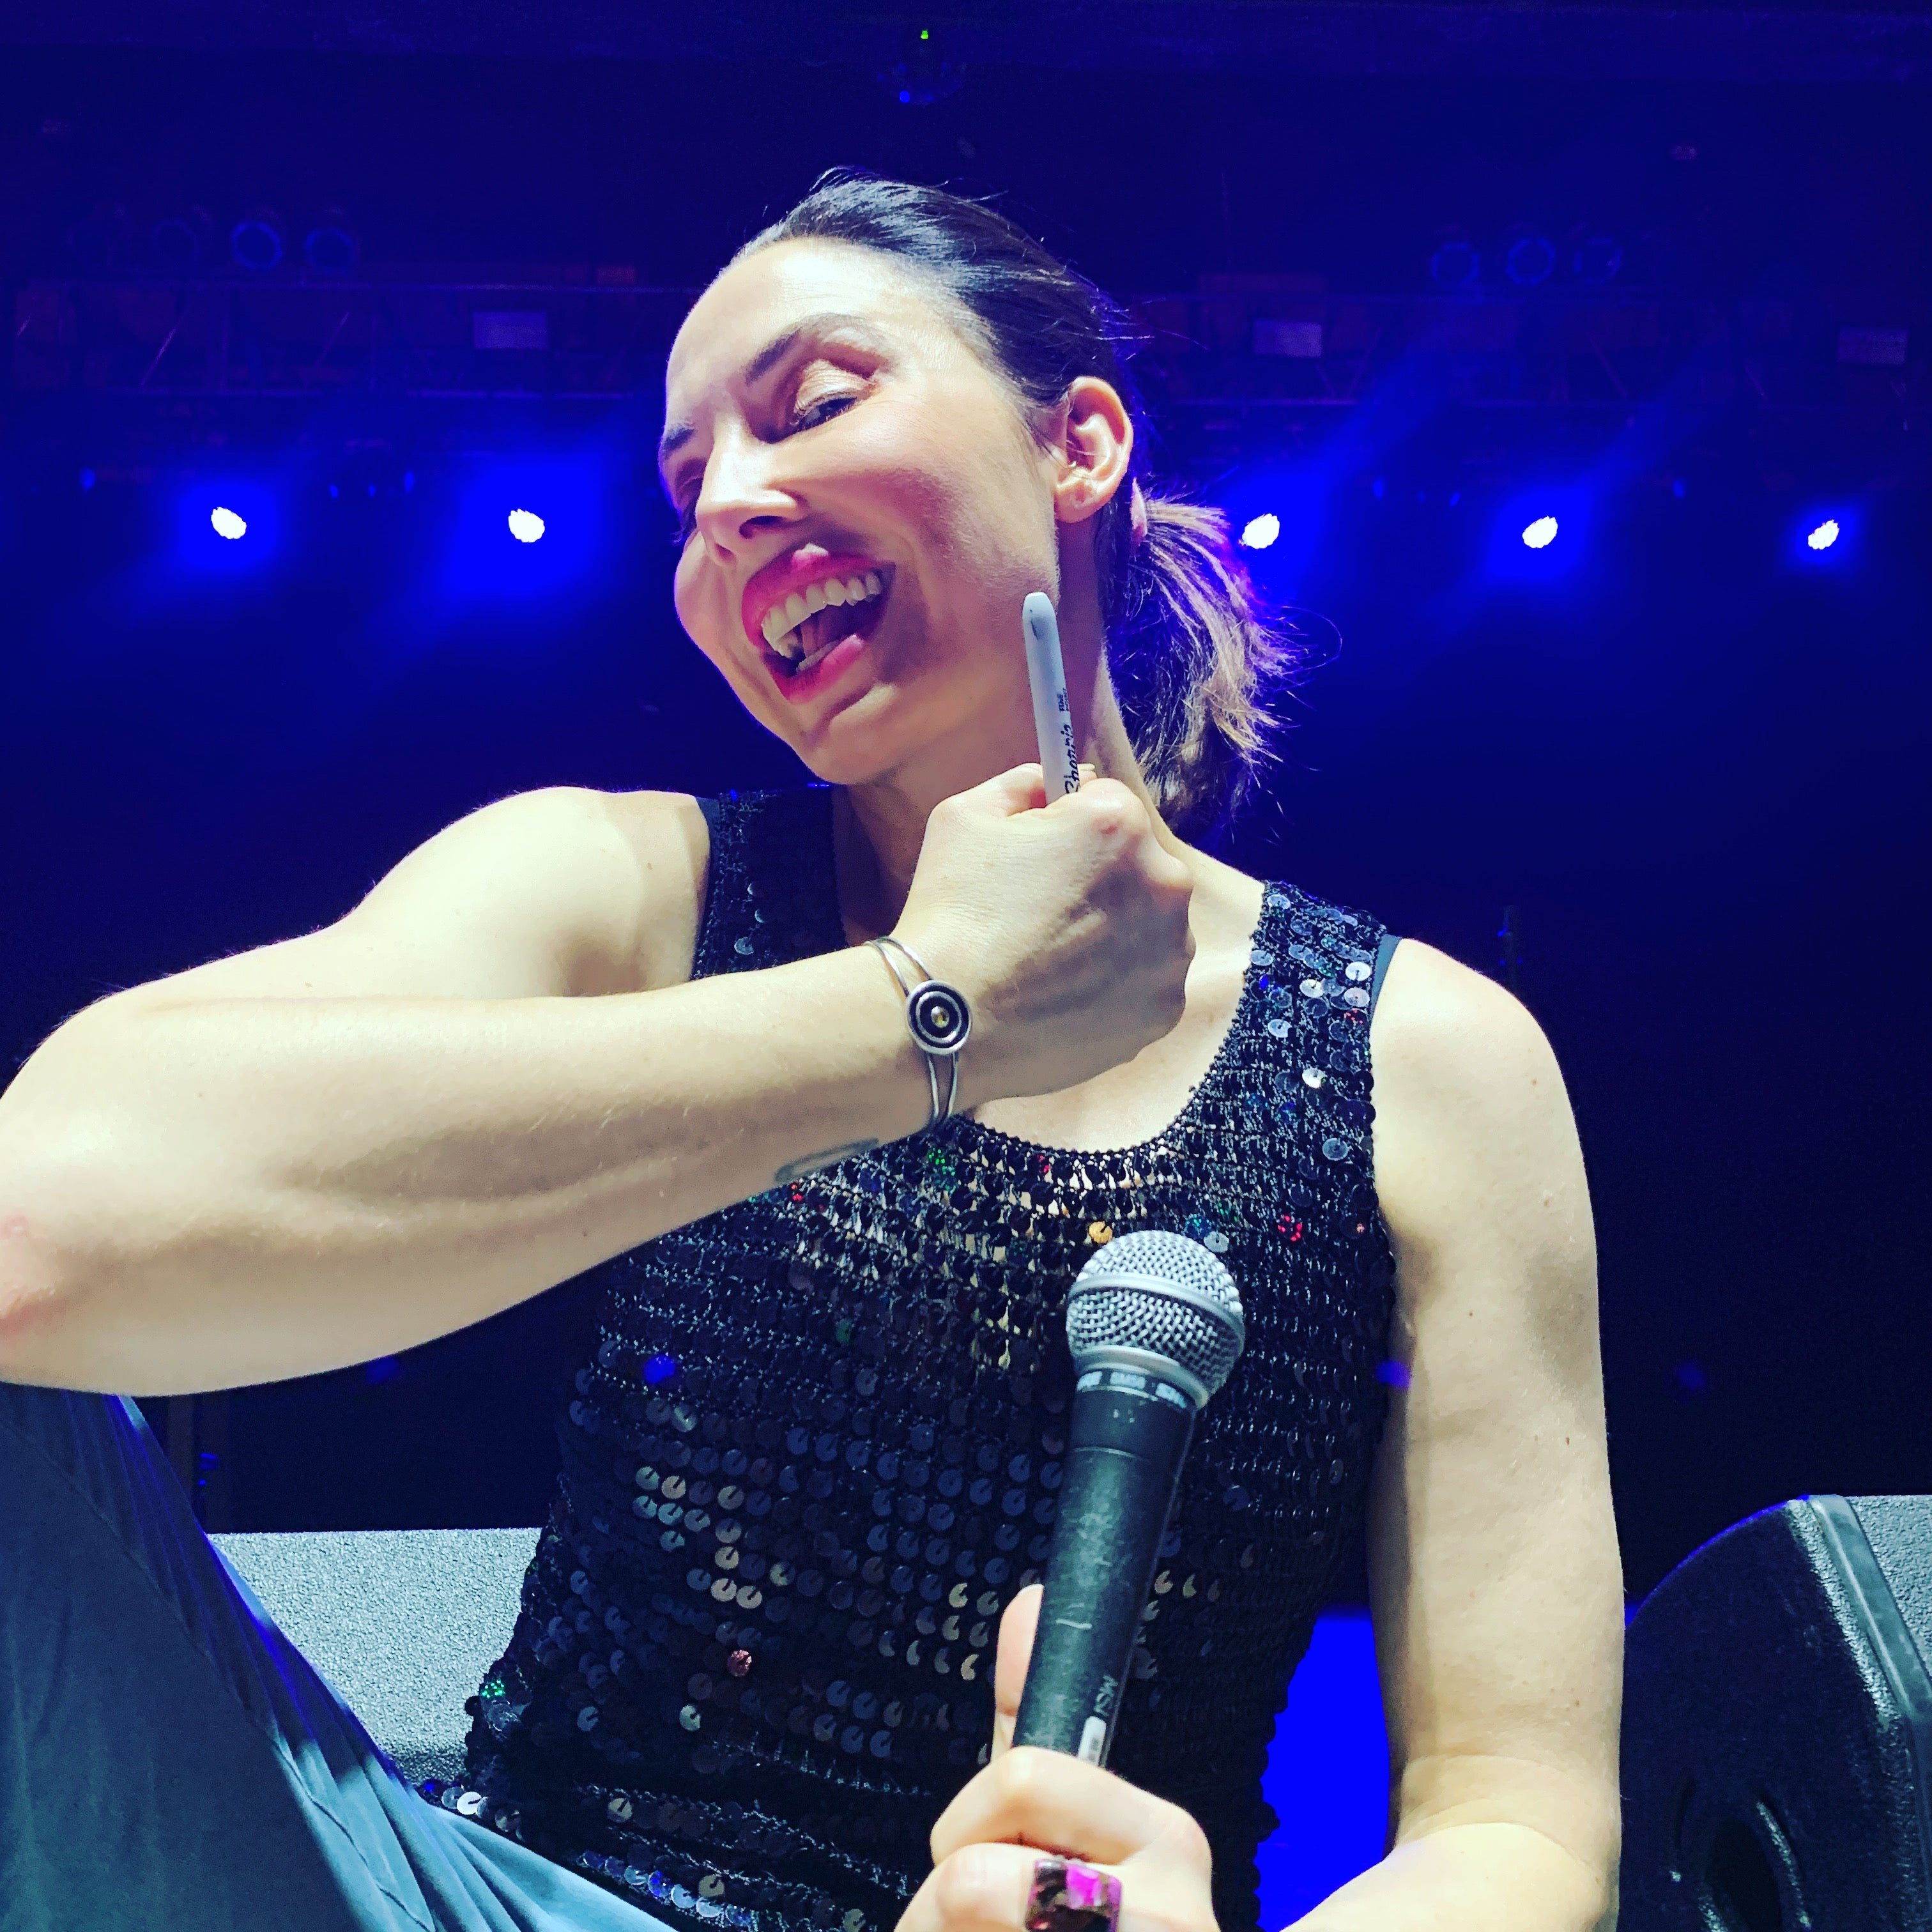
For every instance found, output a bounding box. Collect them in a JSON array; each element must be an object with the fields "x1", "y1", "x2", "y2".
[
  {"x1": 0, "y1": 769, "x2": 1195, "y2": 1400},
  {"x1": 1294, "y1": 942, "x2": 1623, "y2": 1930}
]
